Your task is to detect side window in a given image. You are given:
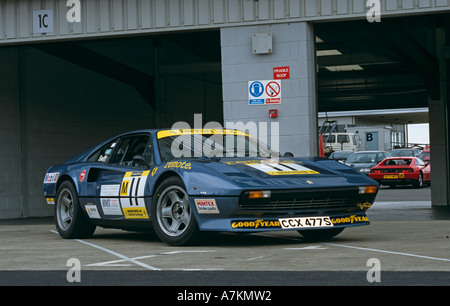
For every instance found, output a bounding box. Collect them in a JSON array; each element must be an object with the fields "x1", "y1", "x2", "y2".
[
  {"x1": 88, "y1": 140, "x2": 119, "y2": 163},
  {"x1": 377, "y1": 153, "x2": 383, "y2": 162},
  {"x1": 123, "y1": 135, "x2": 149, "y2": 163},
  {"x1": 109, "y1": 135, "x2": 152, "y2": 167},
  {"x1": 337, "y1": 135, "x2": 349, "y2": 143},
  {"x1": 328, "y1": 135, "x2": 336, "y2": 143},
  {"x1": 110, "y1": 138, "x2": 131, "y2": 164}
]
